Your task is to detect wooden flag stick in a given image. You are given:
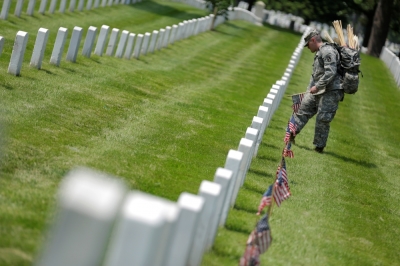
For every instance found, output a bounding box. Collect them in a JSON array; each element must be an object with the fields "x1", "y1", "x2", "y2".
[{"x1": 286, "y1": 91, "x2": 309, "y2": 97}]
